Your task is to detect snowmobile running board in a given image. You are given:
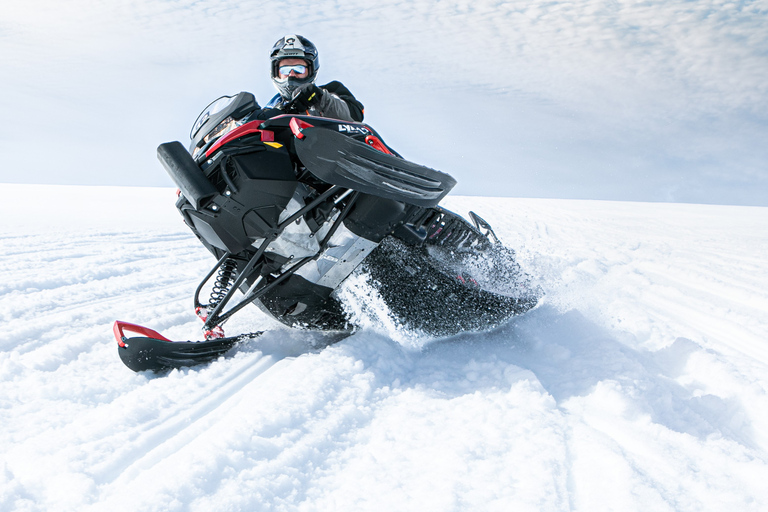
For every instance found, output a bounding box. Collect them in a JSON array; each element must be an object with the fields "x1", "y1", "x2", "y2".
[{"x1": 113, "y1": 321, "x2": 262, "y2": 372}]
